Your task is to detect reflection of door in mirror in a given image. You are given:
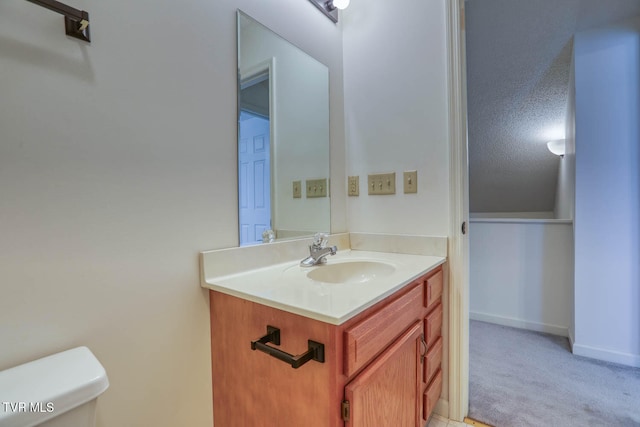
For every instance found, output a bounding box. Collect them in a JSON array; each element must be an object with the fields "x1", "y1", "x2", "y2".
[{"x1": 239, "y1": 70, "x2": 271, "y2": 246}]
